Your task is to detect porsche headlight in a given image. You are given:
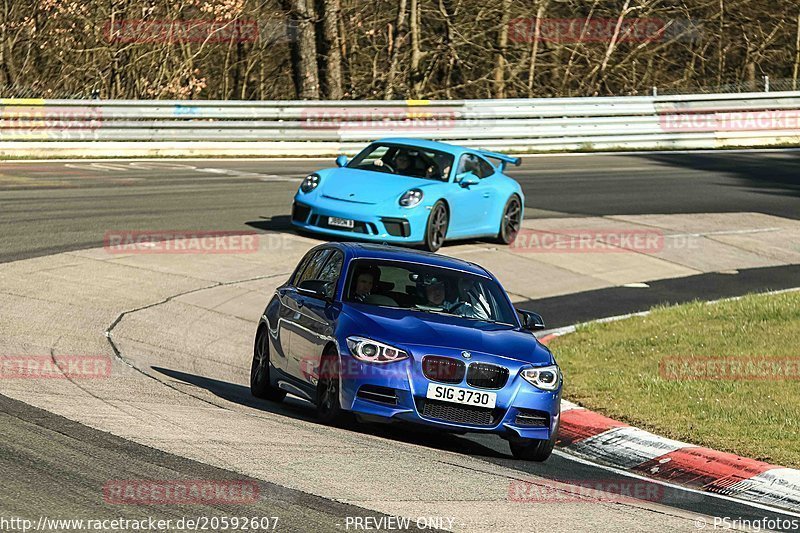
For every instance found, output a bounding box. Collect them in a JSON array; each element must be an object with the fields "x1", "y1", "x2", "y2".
[
  {"x1": 521, "y1": 365, "x2": 561, "y2": 391},
  {"x1": 300, "y1": 174, "x2": 320, "y2": 193},
  {"x1": 399, "y1": 188, "x2": 423, "y2": 207},
  {"x1": 346, "y1": 336, "x2": 409, "y2": 364}
]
